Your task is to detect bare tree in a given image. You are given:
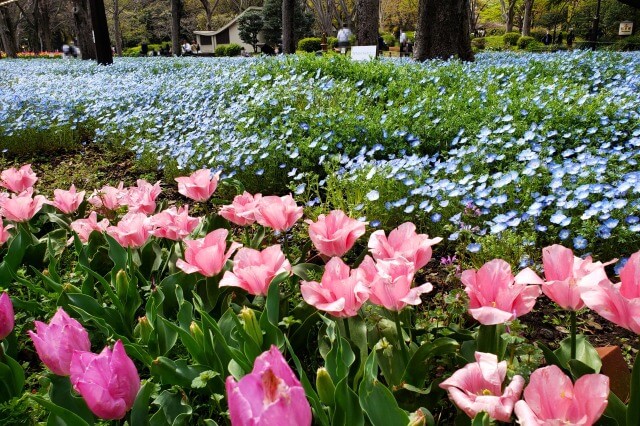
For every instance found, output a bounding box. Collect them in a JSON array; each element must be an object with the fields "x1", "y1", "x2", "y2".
[
  {"x1": 335, "y1": 0, "x2": 355, "y2": 29},
  {"x1": 308, "y1": 0, "x2": 335, "y2": 35},
  {"x1": 414, "y1": 0, "x2": 473, "y2": 62},
  {"x1": 0, "y1": 4, "x2": 19, "y2": 58},
  {"x1": 282, "y1": 0, "x2": 294, "y2": 53},
  {"x1": 71, "y1": 0, "x2": 97, "y2": 59},
  {"x1": 171, "y1": 0, "x2": 182, "y2": 55},
  {"x1": 198, "y1": 0, "x2": 222, "y2": 30},
  {"x1": 499, "y1": 0, "x2": 517, "y2": 32},
  {"x1": 355, "y1": 0, "x2": 379, "y2": 45},
  {"x1": 522, "y1": 0, "x2": 534, "y2": 36}
]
